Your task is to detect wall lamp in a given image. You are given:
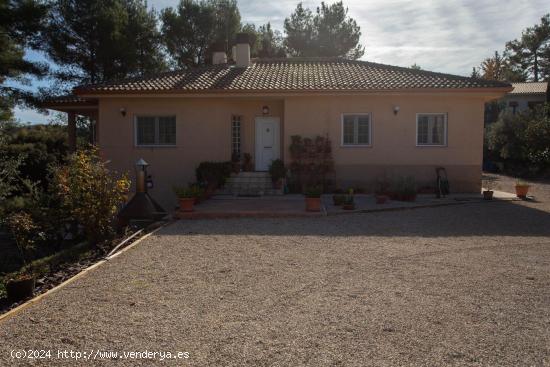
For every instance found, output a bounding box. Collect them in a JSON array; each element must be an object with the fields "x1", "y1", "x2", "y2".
[
  {"x1": 262, "y1": 105, "x2": 270, "y2": 115},
  {"x1": 393, "y1": 105, "x2": 400, "y2": 115},
  {"x1": 120, "y1": 107, "x2": 127, "y2": 117}
]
